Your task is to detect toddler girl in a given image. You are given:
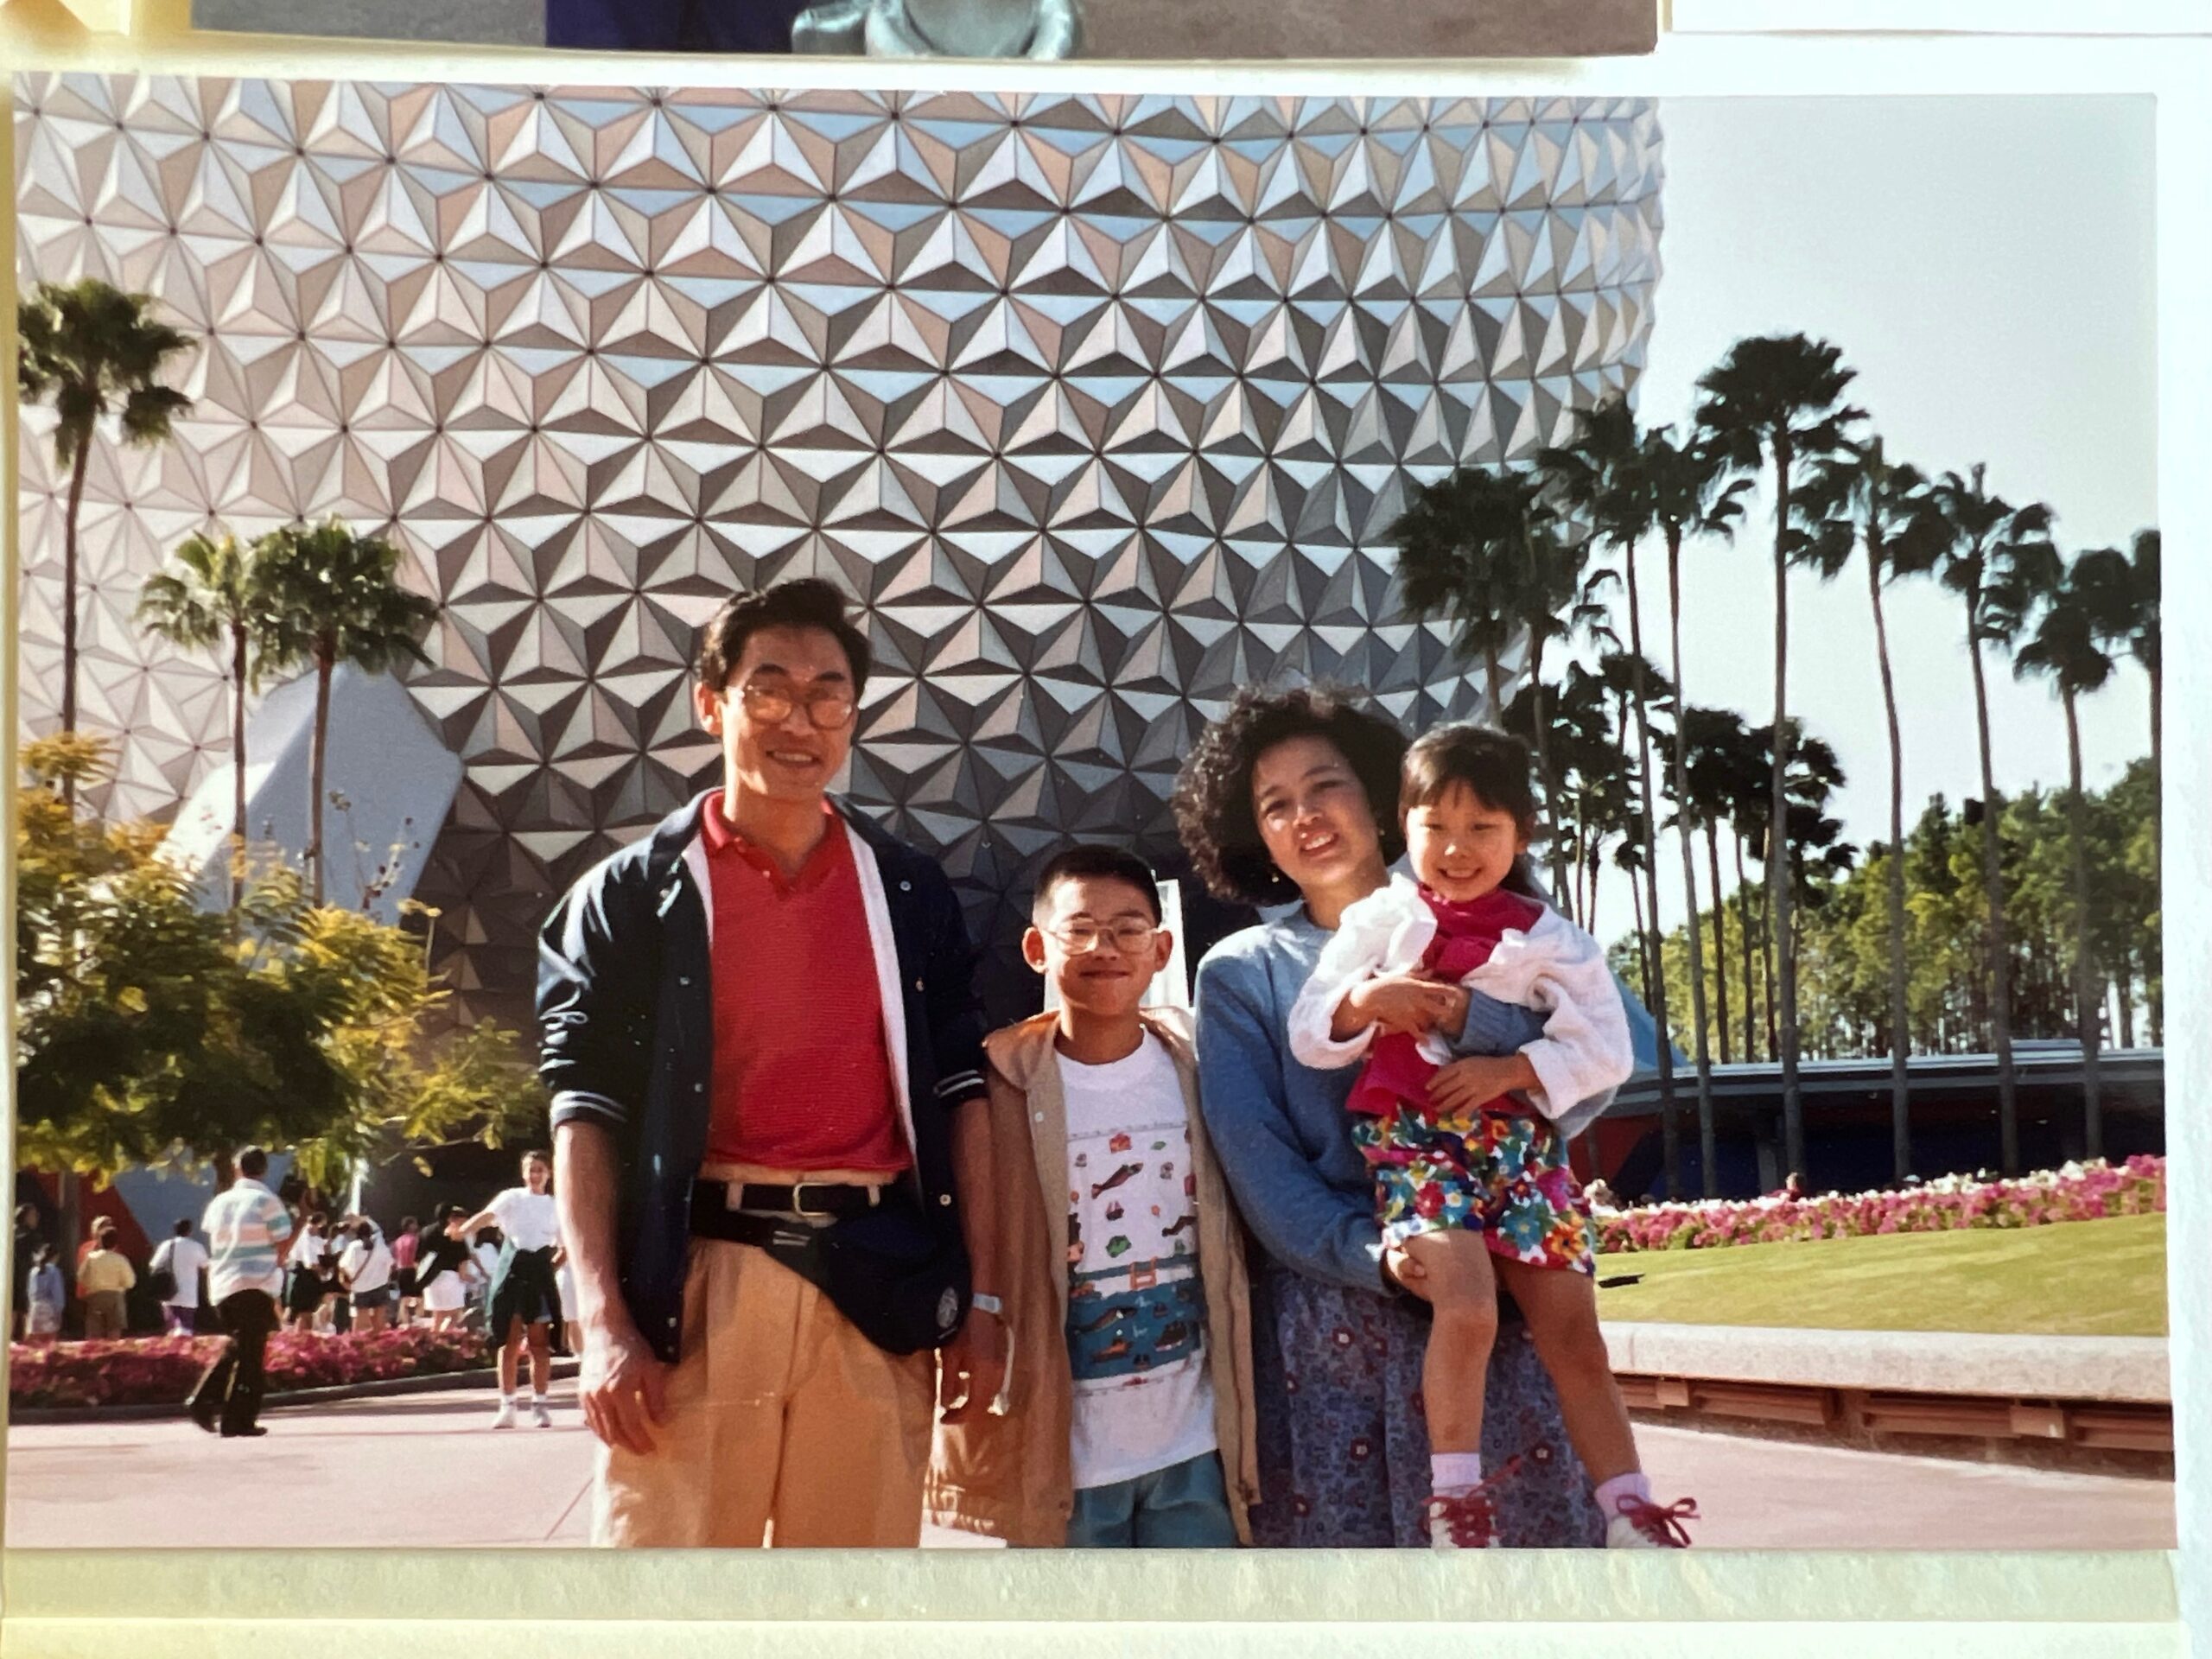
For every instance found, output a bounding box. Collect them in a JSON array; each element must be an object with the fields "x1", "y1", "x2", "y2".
[{"x1": 1289, "y1": 722, "x2": 1694, "y2": 1550}]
